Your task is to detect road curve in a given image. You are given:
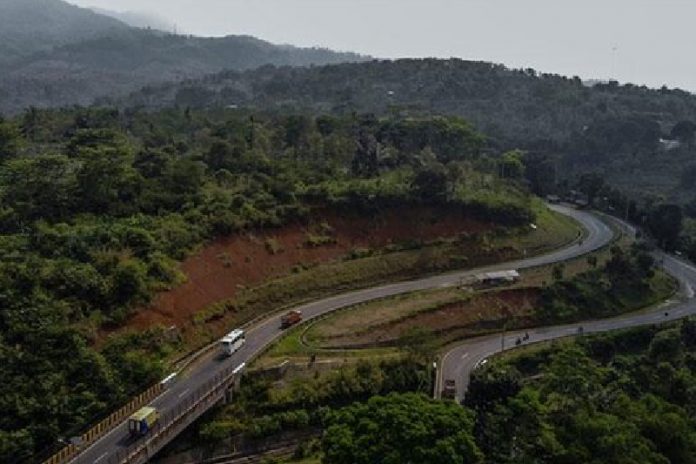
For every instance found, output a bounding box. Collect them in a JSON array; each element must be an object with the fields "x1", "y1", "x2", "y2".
[
  {"x1": 71, "y1": 204, "x2": 612, "y2": 464},
  {"x1": 438, "y1": 221, "x2": 696, "y2": 401}
]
